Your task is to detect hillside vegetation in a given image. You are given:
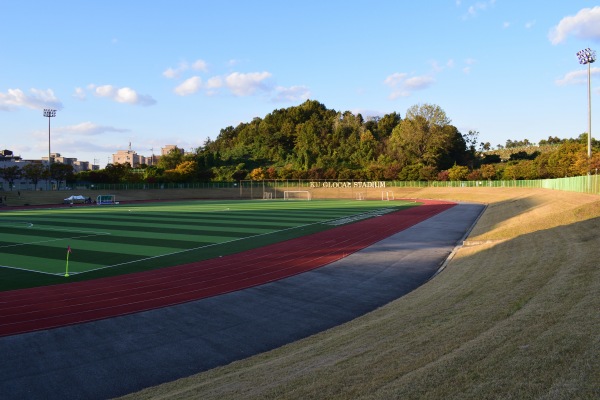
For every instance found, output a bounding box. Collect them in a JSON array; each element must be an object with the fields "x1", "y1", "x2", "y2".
[
  {"x1": 119, "y1": 188, "x2": 599, "y2": 399},
  {"x1": 66, "y1": 100, "x2": 600, "y2": 186}
]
